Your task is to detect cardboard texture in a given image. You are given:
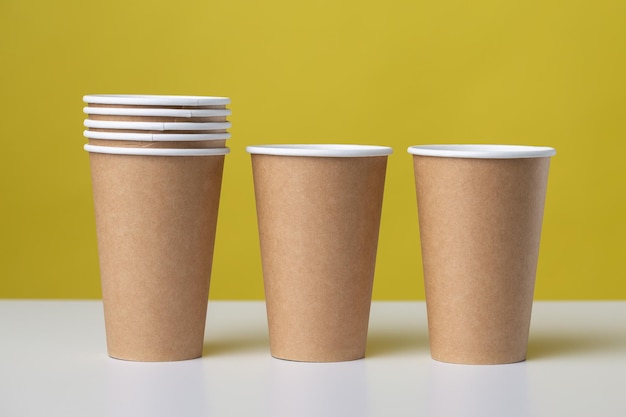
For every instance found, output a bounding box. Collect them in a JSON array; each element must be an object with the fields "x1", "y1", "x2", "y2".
[
  {"x1": 89, "y1": 152, "x2": 225, "y2": 361},
  {"x1": 412, "y1": 155, "x2": 551, "y2": 364},
  {"x1": 87, "y1": 139, "x2": 227, "y2": 149},
  {"x1": 251, "y1": 155, "x2": 388, "y2": 362}
]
